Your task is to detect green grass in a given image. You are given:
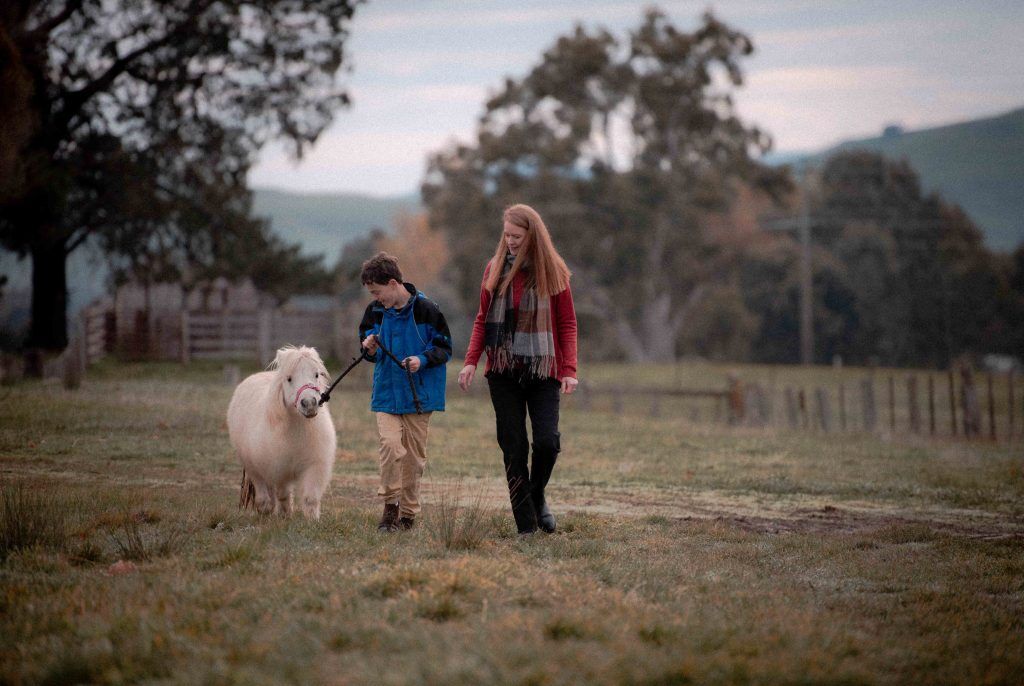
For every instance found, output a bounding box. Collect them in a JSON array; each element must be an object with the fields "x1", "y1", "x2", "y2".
[{"x1": 0, "y1": 359, "x2": 1021, "y2": 685}]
